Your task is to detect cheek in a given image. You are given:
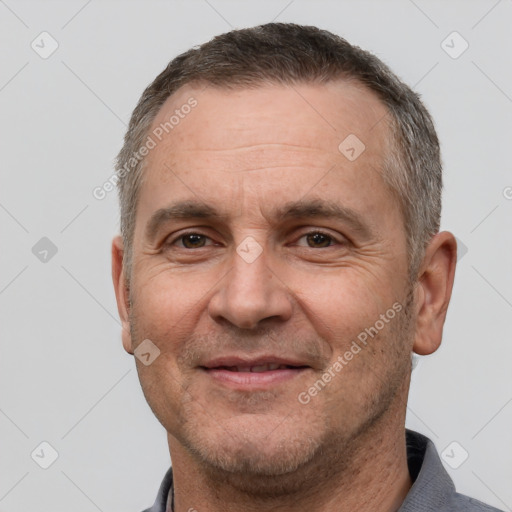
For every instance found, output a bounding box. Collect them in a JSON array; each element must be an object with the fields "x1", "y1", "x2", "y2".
[
  {"x1": 293, "y1": 268, "x2": 398, "y2": 346},
  {"x1": 134, "y1": 356, "x2": 190, "y2": 436},
  {"x1": 129, "y1": 291, "x2": 194, "y2": 432},
  {"x1": 131, "y1": 269, "x2": 210, "y2": 340},
  {"x1": 129, "y1": 270, "x2": 216, "y2": 398}
]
